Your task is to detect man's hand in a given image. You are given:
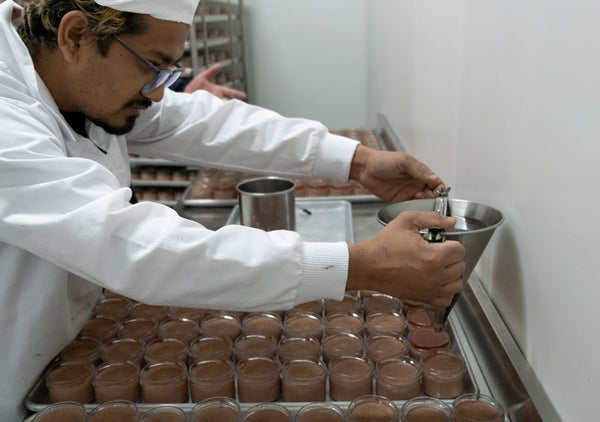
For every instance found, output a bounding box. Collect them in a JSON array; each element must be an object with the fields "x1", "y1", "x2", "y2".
[
  {"x1": 349, "y1": 145, "x2": 444, "y2": 203},
  {"x1": 184, "y1": 64, "x2": 248, "y2": 101},
  {"x1": 347, "y1": 211, "x2": 465, "y2": 308}
]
